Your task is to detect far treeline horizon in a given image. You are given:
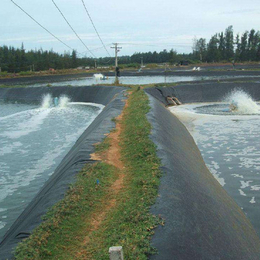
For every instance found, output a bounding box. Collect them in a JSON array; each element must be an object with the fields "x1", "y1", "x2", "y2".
[{"x1": 1, "y1": 26, "x2": 260, "y2": 73}]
